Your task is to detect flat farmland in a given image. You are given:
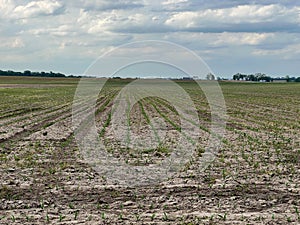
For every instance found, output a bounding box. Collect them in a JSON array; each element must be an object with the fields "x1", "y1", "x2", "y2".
[{"x1": 0, "y1": 76, "x2": 299, "y2": 224}]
